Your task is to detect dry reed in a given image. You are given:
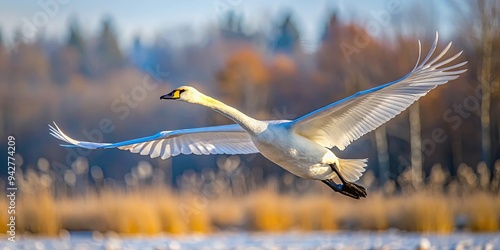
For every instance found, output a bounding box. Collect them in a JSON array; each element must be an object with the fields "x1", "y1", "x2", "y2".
[{"x1": 2, "y1": 158, "x2": 499, "y2": 236}]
